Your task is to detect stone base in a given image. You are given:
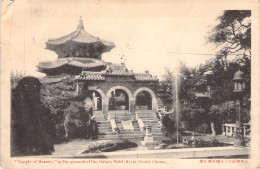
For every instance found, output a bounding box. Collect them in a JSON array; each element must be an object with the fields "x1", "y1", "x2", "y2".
[
  {"x1": 141, "y1": 141, "x2": 158, "y2": 146},
  {"x1": 144, "y1": 136, "x2": 153, "y2": 142},
  {"x1": 141, "y1": 136, "x2": 158, "y2": 146}
]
